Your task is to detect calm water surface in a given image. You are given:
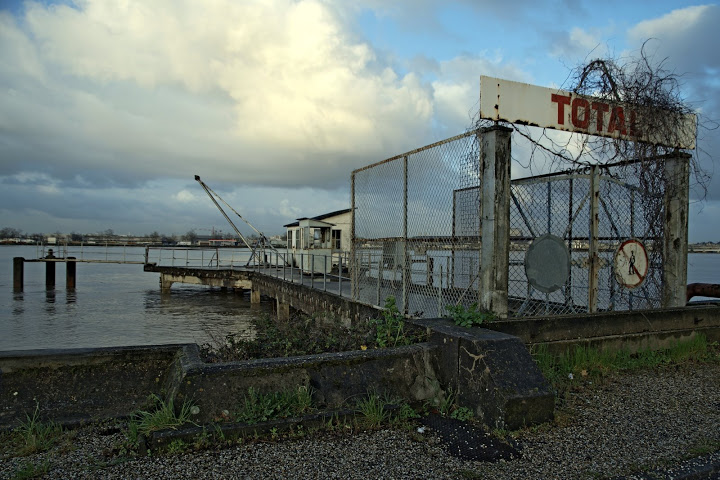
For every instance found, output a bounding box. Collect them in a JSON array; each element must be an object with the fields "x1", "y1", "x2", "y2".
[
  {"x1": 0, "y1": 245, "x2": 272, "y2": 351},
  {"x1": 1, "y1": 246, "x2": 718, "y2": 351}
]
